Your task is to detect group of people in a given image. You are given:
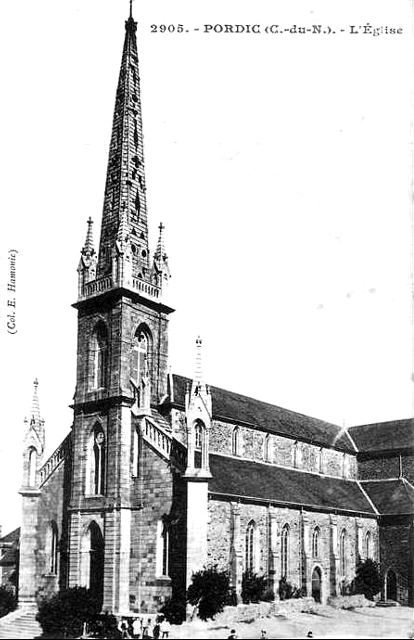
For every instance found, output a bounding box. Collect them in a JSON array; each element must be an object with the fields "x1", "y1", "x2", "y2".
[{"x1": 118, "y1": 615, "x2": 171, "y2": 639}]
